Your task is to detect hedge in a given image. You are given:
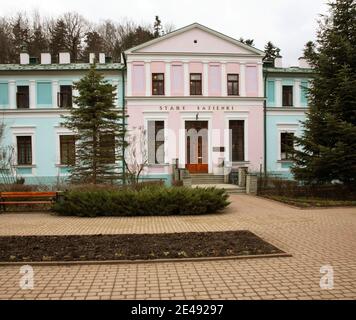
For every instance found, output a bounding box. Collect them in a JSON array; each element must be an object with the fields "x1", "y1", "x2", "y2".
[{"x1": 53, "y1": 186, "x2": 230, "y2": 217}]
